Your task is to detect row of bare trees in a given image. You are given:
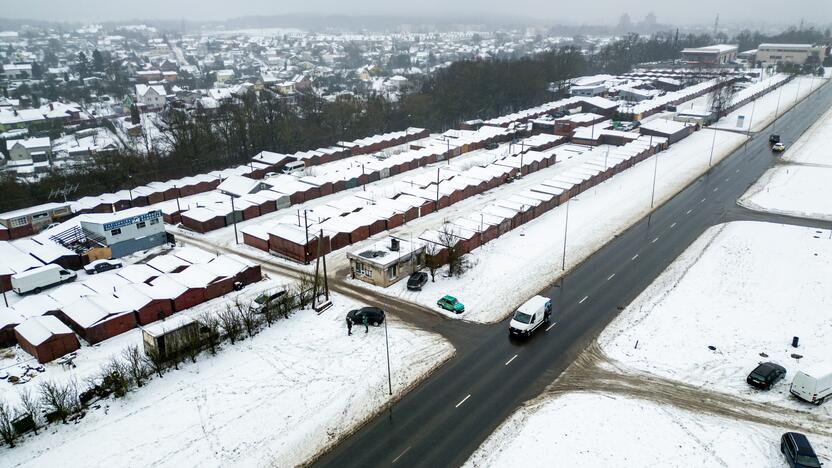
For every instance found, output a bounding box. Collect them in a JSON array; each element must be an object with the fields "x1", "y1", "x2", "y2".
[{"x1": 0, "y1": 280, "x2": 316, "y2": 448}]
